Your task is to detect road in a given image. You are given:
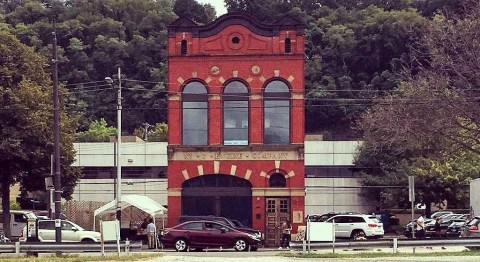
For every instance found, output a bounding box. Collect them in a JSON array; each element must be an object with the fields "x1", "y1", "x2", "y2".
[{"x1": 146, "y1": 246, "x2": 480, "y2": 262}]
